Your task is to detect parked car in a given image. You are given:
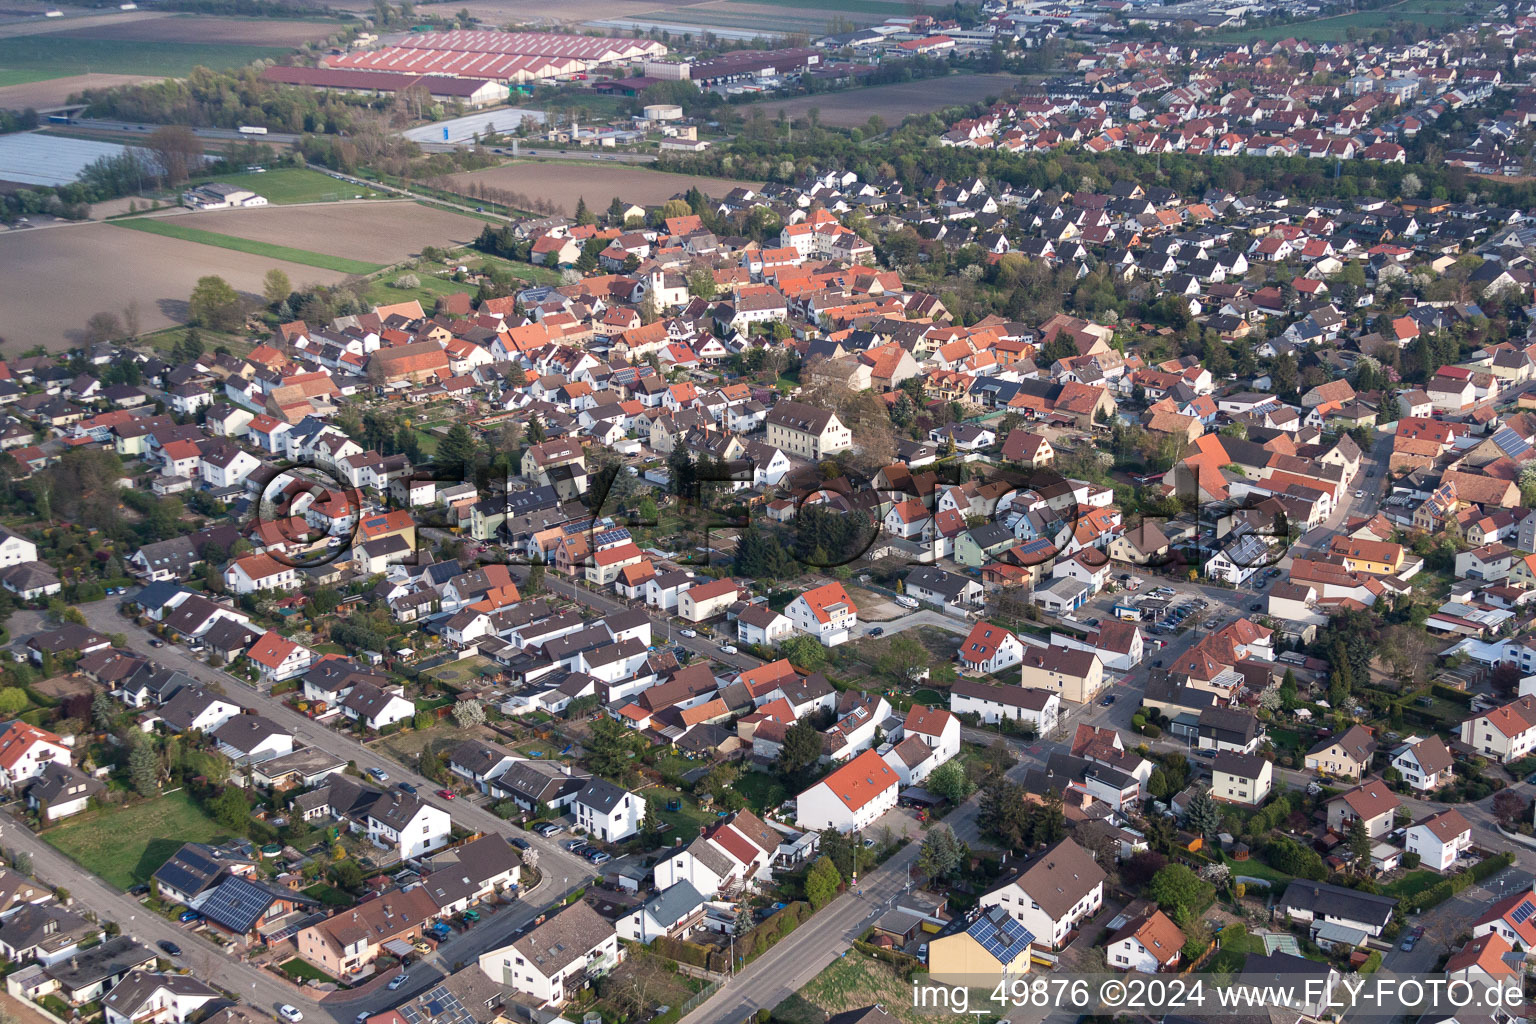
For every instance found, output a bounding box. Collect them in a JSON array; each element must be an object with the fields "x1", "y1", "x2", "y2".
[
  {"x1": 679, "y1": 628, "x2": 698, "y2": 638},
  {"x1": 534, "y1": 822, "x2": 563, "y2": 837},
  {"x1": 279, "y1": 1007, "x2": 304, "y2": 1023},
  {"x1": 413, "y1": 940, "x2": 432, "y2": 954},
  {"x1": 368, "y1": 767, "x2": 389, "y2": 782},
  {"x1": 587, "y1": 850, "x2": 612, "y2": 864},
  {"x1": 388, "y1": 974, "x2": 409, "y2": 991},
  {"x1": 462, "y1": 909, "x2": 481, "y2": 922},
  {"x1": 129, "y1": 884, "x2": 150, "y2": 896},
  {"x1": 356, "y1": 1013, "x2": 370, "y2": 1024},
  {"x1": 718, "y1": 644, "x2": 738, "y2": 655},
  {"x1": 1195, "y1": 749, "x2": 1217, "y2": 759},
  {"x1": 509, "y1": 837, "x2": 530, "y2": 850},
  {"x1": 1400, "y1": 934, "x2": 1417, "y2": 951},
  {"x1": 1100, "y1": 695, "x2": 1116, "y2": 706},
  {"x1": 149, "y1": 638, "x2": 165, "y2": 647},
  {"x1": 866, "y1": 627, "x2": 884, "y2": 637},
  {"x1": 564, "y1": 839, "x2": 587, "y2": 851},
  {"x1": 178, "y1": 911, "x2": 201, "y2": 923},
  {"x1": 1249, "y1": 603, "x2": 1263, "y2": 612},
  {"x1": 158, "y1": 940, "x2": 182, "y2": 957},
  {"x1": 397, "y1": 782, "x2": 417, "y2": 794},
  {"x1": 436, "y1": 789, "x2": 456, "y2": 800}
]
